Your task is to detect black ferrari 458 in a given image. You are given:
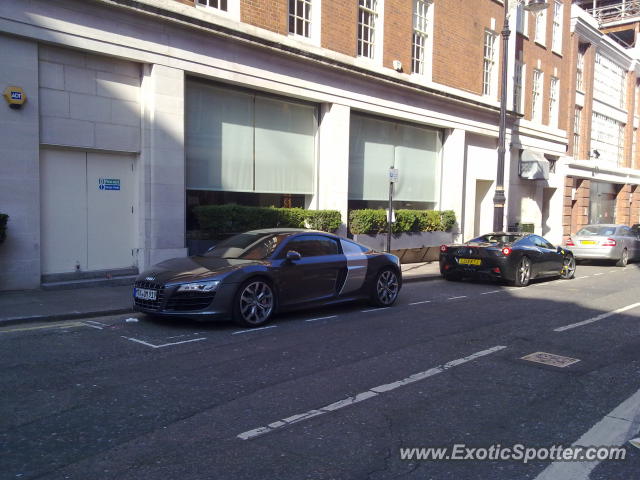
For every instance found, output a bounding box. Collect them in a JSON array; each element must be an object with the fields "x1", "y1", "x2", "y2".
[
  {"x1": 439, "y1": 232, "x2": 576, "y2": 287},
  {"x1": 134, "y1": 229, "x2": 402, "y2": 327}
]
